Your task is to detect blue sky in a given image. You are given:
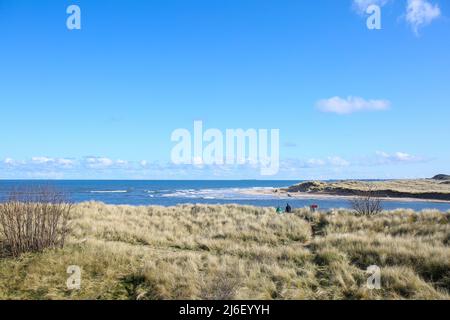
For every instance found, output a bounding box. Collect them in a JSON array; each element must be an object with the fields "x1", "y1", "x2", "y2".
[{"x1": 0, "y1": 0, "x2": 449, "y2": 179}]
